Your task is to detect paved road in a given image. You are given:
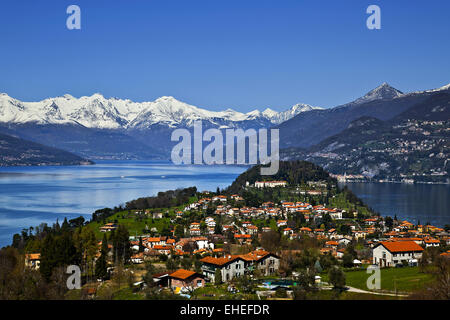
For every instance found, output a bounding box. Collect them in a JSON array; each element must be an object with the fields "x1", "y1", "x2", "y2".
[{"x1": 345, "y1": 285, "x2": 408, "y2": 297}]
